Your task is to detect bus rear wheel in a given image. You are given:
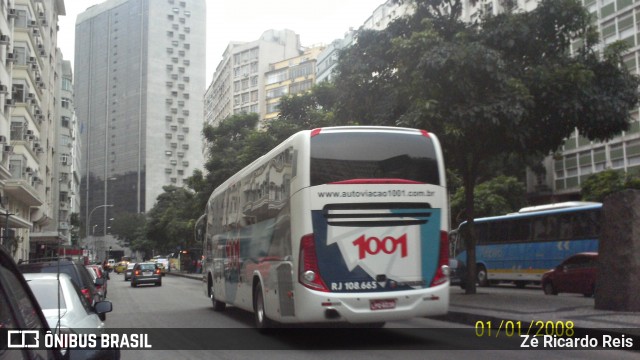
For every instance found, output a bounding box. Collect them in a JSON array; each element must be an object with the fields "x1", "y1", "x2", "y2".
[
  {"x1": 209, "y1": 277, "x2": 226, "y2": 311},
  {"x1": 476, "y1": 265, "x2": 489, "y2": 287},
  {"x1": 253, "y1": 283, "x2": 272, "y2": 331}
]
